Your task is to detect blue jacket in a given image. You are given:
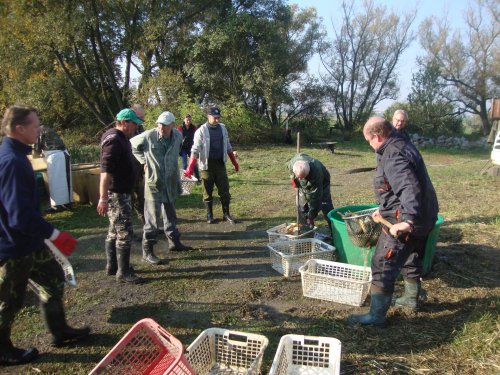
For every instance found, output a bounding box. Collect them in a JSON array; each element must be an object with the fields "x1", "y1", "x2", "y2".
[
  {"x1": 375, "y1": 131, "x2": 439, "y2": 237},
  {"x1": 0, "y1": 137, "x2": 54, "y2": 258}
]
